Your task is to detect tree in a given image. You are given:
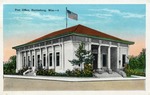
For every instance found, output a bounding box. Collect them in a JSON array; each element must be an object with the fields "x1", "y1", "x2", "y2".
[
  {"x1": 125, "y1": 48, "x2": 146, "y2": 76},
  {"x1": 3, "y1": 55, "x2": 16, "y2": 74},
  {"x1": 69, "y1": 42, "x2": 94, "y2": 70},
  {"x1": 138, "y1": 48, "x2": 146, "y2": 70}
]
